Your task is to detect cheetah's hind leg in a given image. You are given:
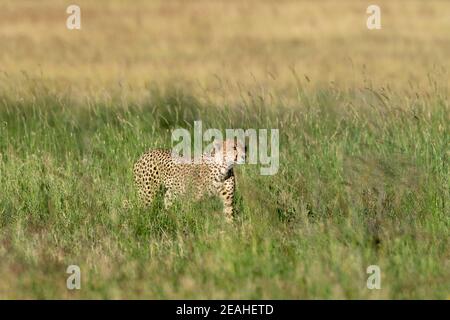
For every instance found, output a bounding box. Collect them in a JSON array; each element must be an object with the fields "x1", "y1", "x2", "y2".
[
  {"x1": 149, "y1": 184, "x2": 169, "y2": 210},
  {"x1": 136, "y1": 183, "x2": 167, "y2": 211}
]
